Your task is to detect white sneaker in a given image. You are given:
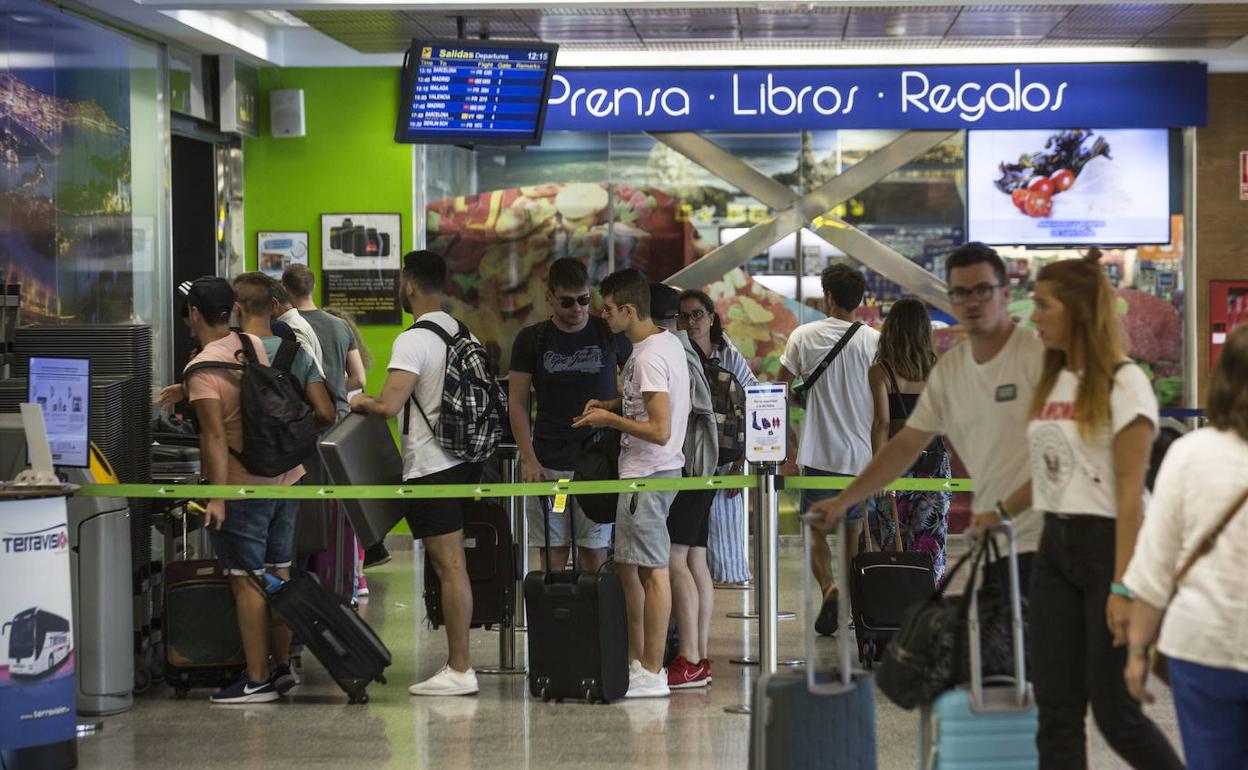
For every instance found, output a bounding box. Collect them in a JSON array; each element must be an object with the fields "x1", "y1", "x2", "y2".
[
  {"x1": 408, "y1": 665, "x2": 479, "y2": 696},
  {"x1": 625, "y1": 666, "x2": 670, "y2": 699}
]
